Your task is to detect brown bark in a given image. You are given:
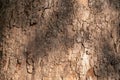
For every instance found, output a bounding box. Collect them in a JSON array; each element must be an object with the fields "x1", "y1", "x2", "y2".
[{"x1": 0, "y1": 0, "x2": 120, "y2": 80}]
